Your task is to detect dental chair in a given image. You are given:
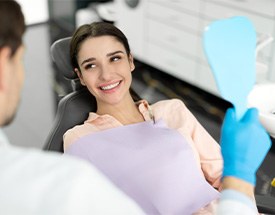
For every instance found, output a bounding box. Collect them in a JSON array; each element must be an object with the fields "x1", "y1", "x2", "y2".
[
  {"x1": 44, "y1": 37, "x2": 97, "y2": 152},
  {"x1": 44, "y1": 37, "x2": 275, "y2": 214}
]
